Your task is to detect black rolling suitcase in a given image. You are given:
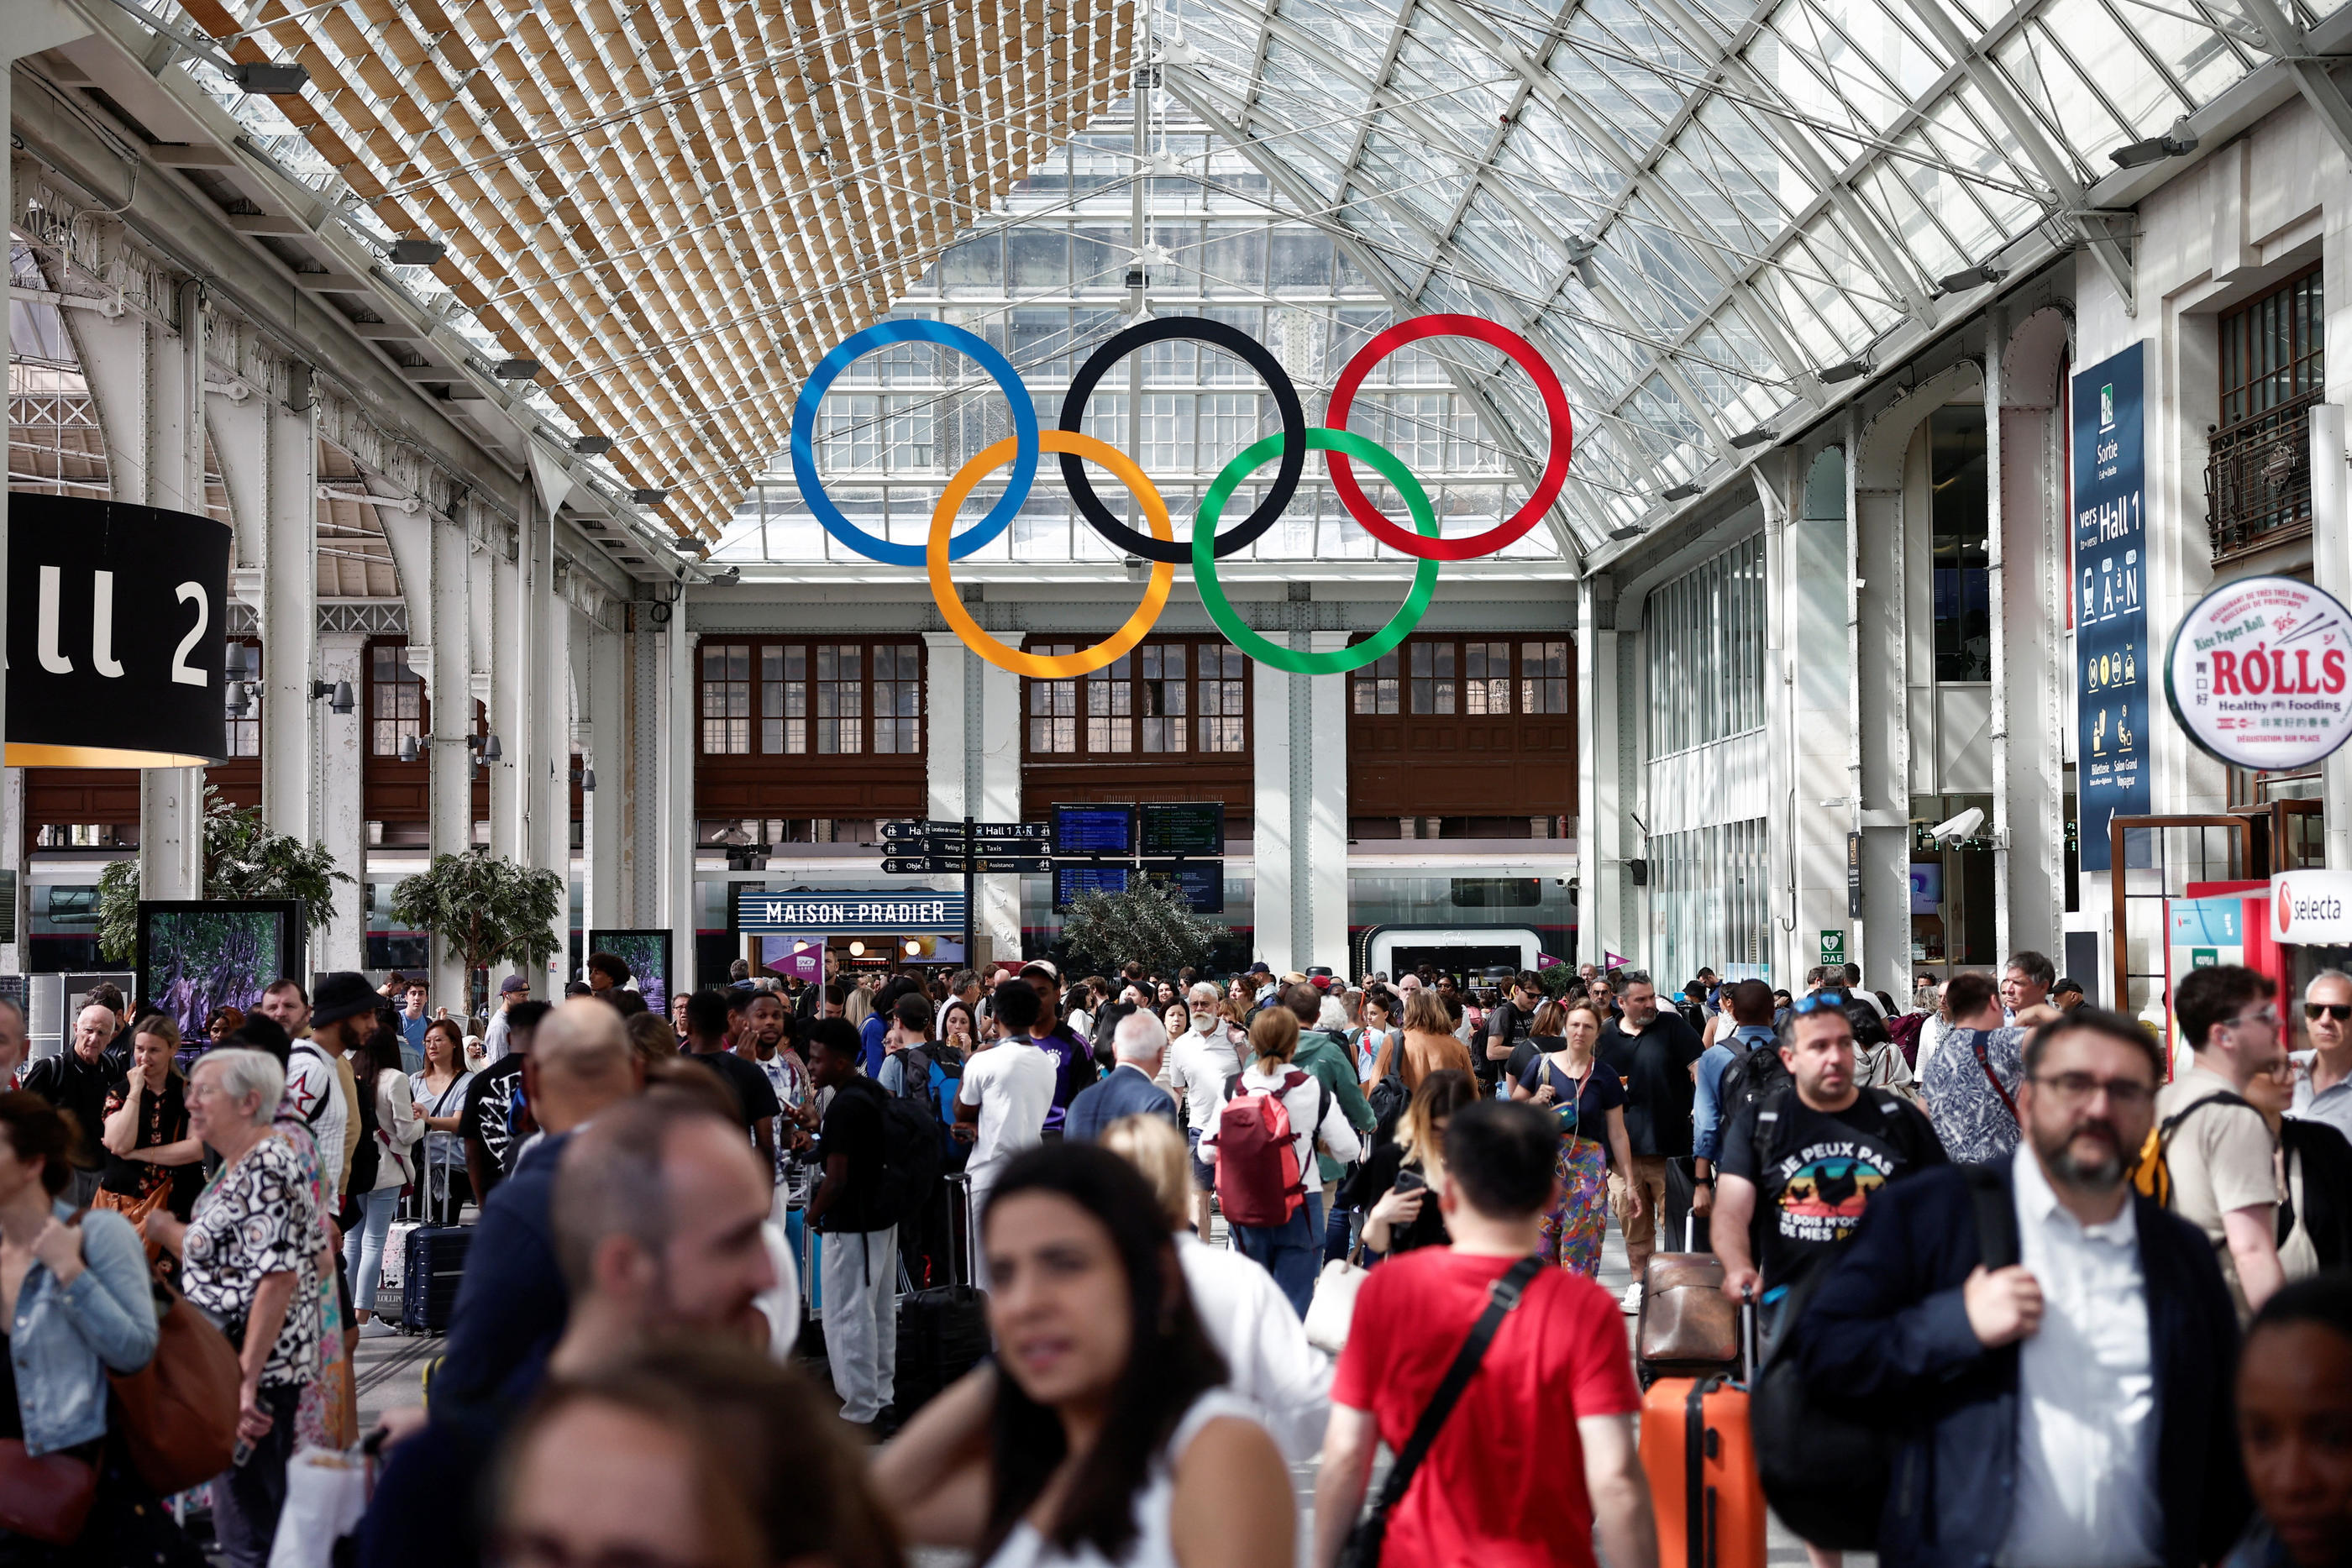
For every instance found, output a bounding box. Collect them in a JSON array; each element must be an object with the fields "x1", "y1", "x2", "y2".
[
  {"x1": 399, "y1": 1224, "x2": 471, "y2": 1334},
  {"x1": 892, "y1": 1173, "x2": 988, "y2": 1413}
]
